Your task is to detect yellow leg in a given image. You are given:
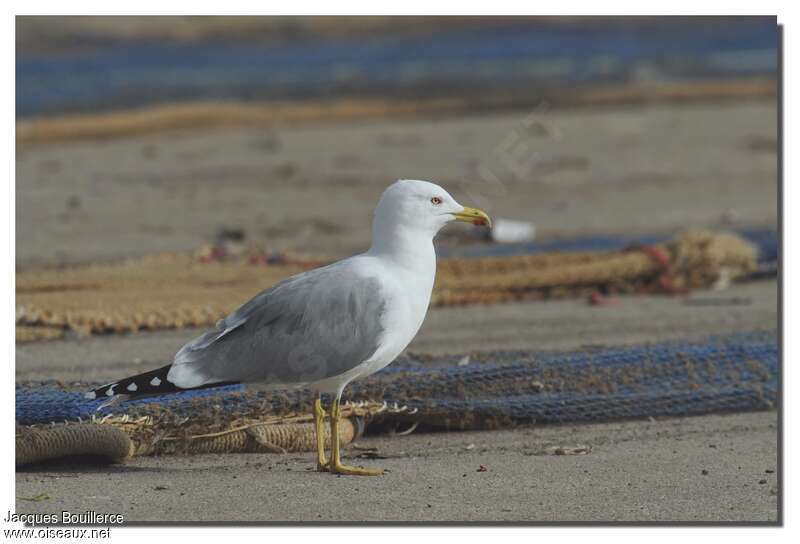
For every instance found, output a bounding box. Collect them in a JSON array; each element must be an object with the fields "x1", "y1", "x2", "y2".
[
  {"x1": 329, "y1": 395, "x2": 384, "y2": 476},
  {"x1": 314, "y1": 395, "x2": 329, "y2": 471}
]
